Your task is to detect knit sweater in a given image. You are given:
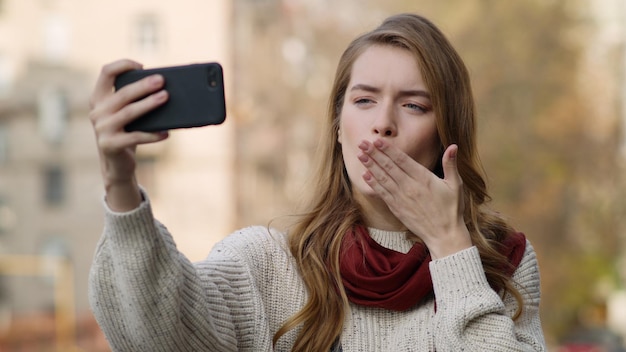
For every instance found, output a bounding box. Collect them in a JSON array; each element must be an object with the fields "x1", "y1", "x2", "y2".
[{"x1": 88, "y1": 192, "x2": 546, "y2": 351}]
